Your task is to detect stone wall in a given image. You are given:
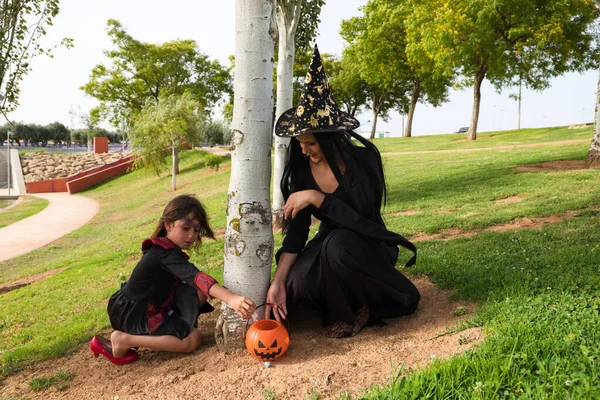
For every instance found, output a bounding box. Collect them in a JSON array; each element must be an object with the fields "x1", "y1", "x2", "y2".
[{"x1": 20, "y1": 152, "x2": 130, "y2": 182}]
